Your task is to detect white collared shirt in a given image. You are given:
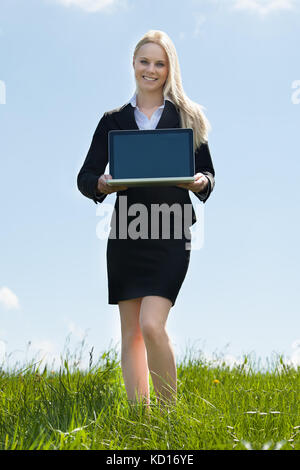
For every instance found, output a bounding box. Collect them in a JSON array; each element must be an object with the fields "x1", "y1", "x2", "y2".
[{"x1": 129, "y1": 92, "x2": 173, "y2": 130}]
